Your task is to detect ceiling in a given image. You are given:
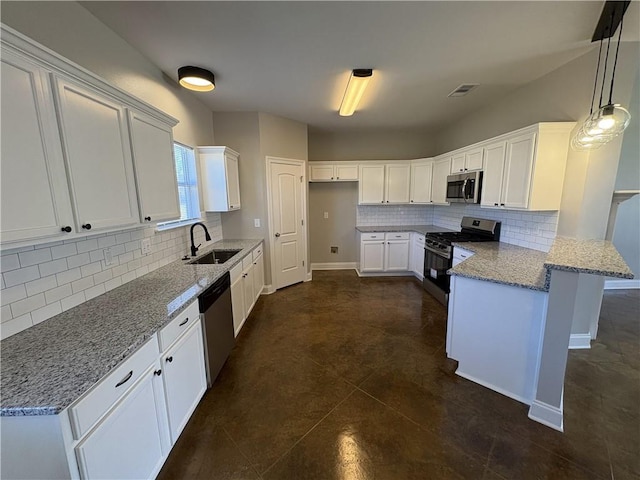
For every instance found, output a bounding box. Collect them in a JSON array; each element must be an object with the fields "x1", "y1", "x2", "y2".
[{"x1": 81, "y1": 1, "x2": 639, "y2": 134}]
